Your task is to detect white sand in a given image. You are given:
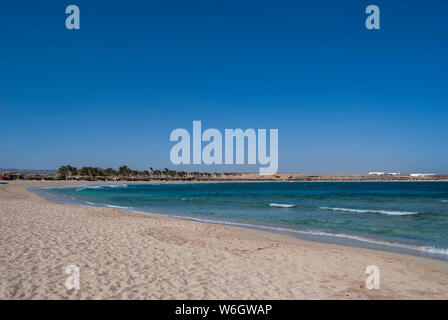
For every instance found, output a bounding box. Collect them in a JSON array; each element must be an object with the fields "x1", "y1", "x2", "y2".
[{"x1": 1, "y1": 180, "x2": 447, "y2": 299}]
